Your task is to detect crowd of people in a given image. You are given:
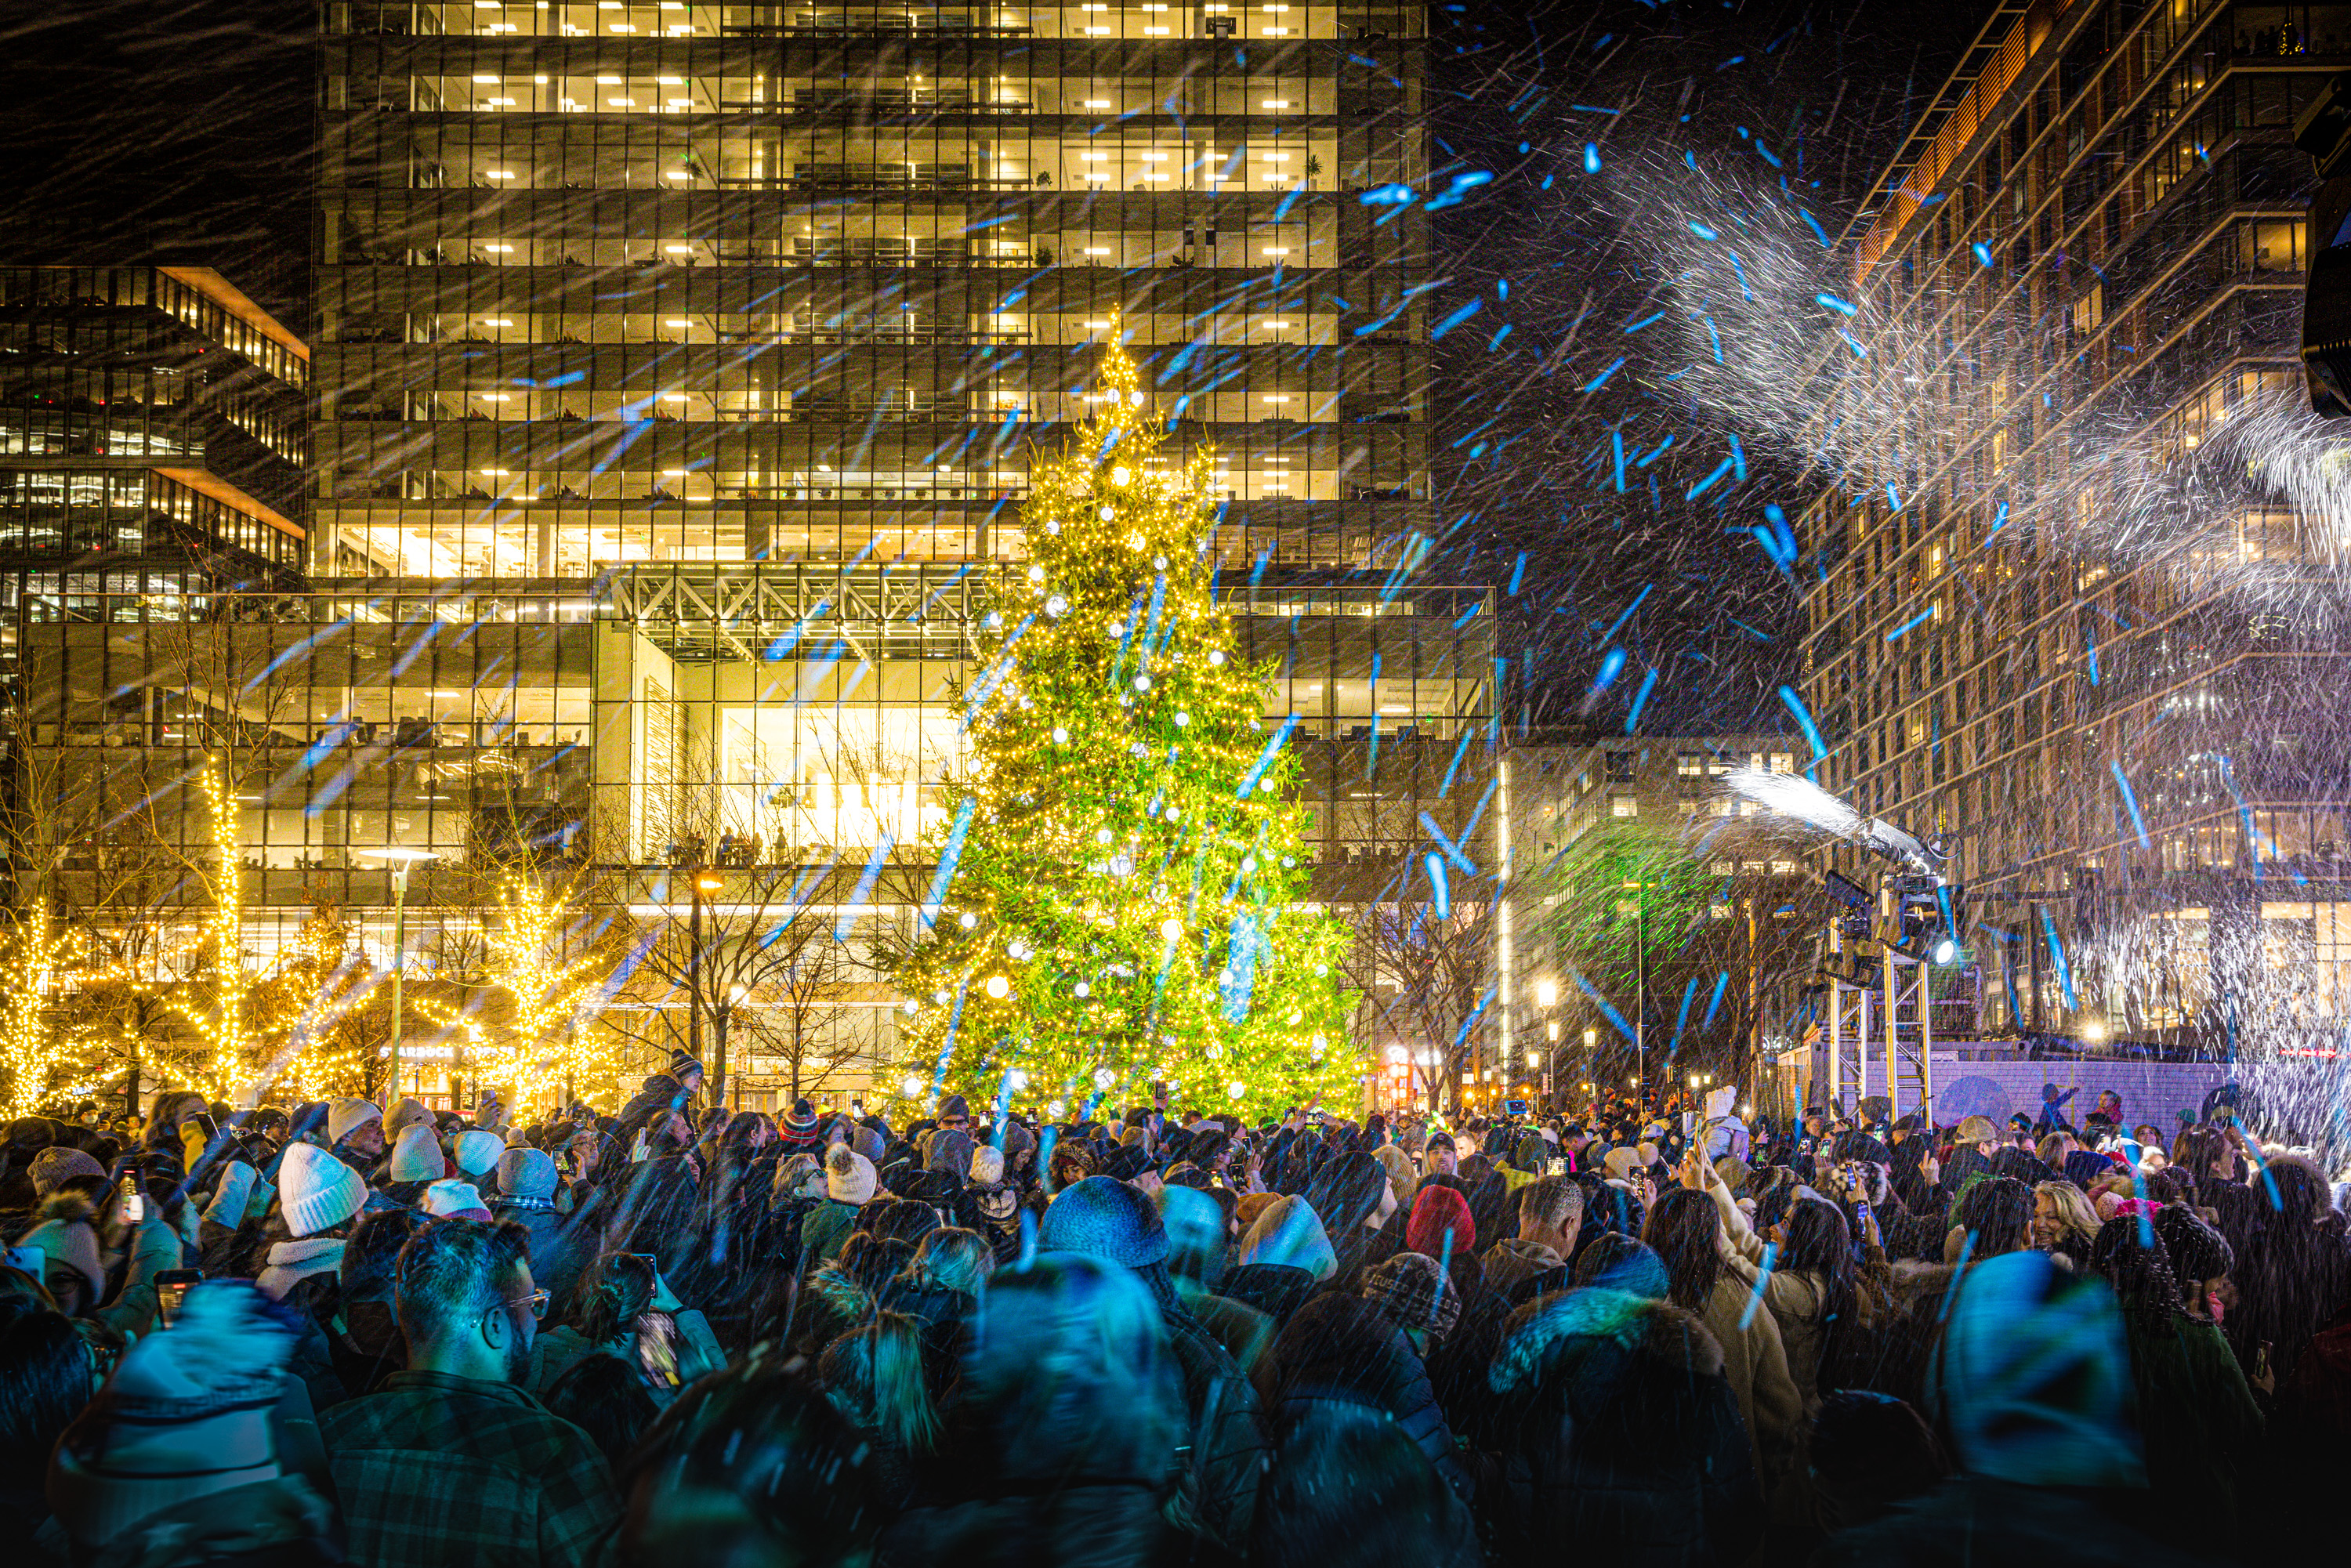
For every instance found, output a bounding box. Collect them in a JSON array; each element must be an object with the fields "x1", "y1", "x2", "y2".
[{"x1": 0, "y1": 1049, "x2": 2341, "y2": 1566}]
